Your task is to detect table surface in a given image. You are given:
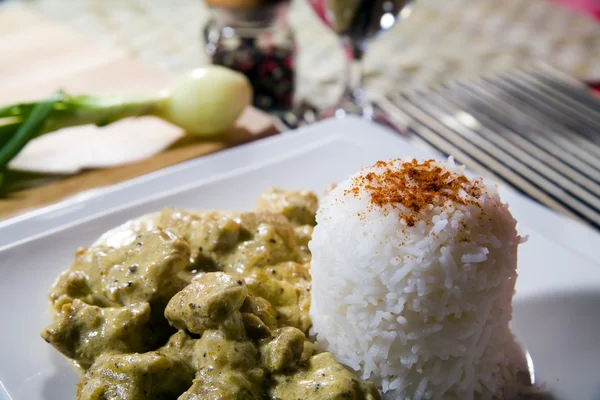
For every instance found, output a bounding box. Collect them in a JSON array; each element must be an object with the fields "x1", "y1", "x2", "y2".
[{"x1": 5, "y1": 0, "x2": 600, "y2": 109}]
